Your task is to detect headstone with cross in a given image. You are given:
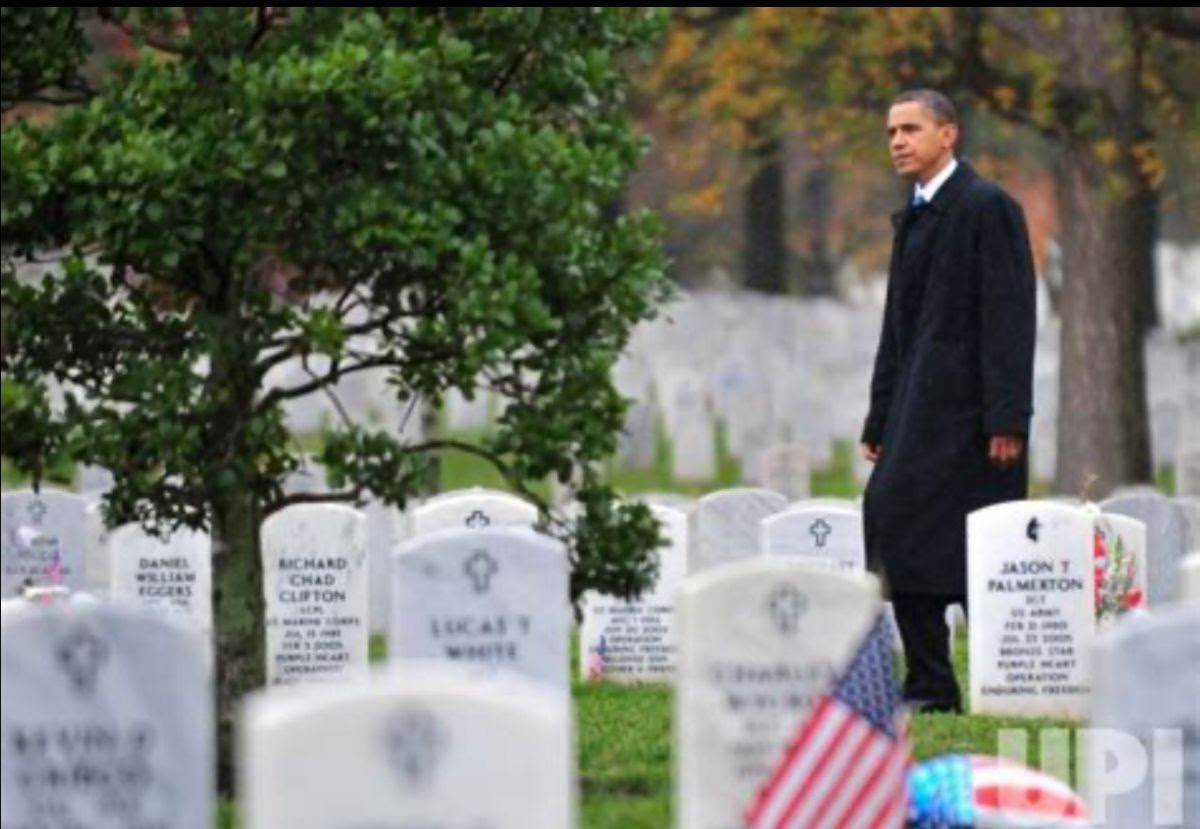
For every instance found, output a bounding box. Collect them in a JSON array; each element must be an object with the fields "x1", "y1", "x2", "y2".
[
  {"x1": 579, "y1": 504, "x2": 688, "y2": 683},
  {"x1": 0, "y1": 602, "x2": 212, "y2": 828},
  {"x1": 240, "y1": 664, "x2": 573, "y2": 828},
  {"x1": 968, "y1": 501, "x2": 1097, "y2": 718},
  {"x1": 675, "y1": 558, "x2": 881, "y2": 829},
  {"x1": 108, "y1": 524, "x2": 213, "y2": 634},
  {"x1": 390, "y1": 526, "x2": 569, "y2": 692},
  {"x1": 760, "y1": 503, "x2": 866, "y2": 573},
  {"x1": 1, "y1": 490, "x2": 88, "y2": 598},
  {"x1": 410, "y1": 488, "x2": 538, "y2": 537},
  {"x1": 261, "y1": 504, "x2": 369, "y2": 685}
]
